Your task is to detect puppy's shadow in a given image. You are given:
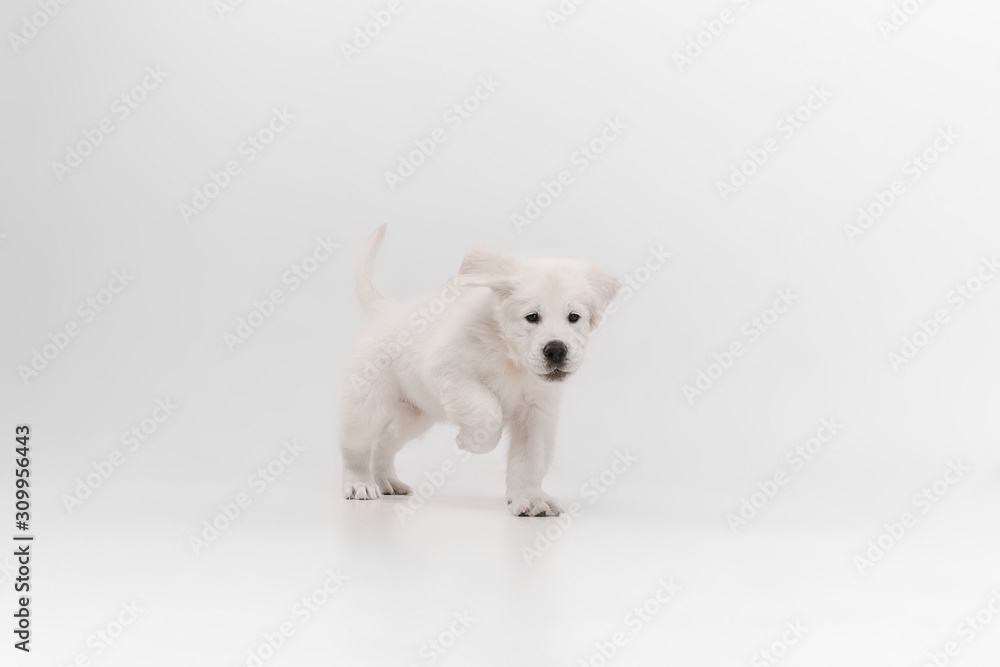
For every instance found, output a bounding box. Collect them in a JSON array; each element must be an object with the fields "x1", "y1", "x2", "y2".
[
  {"x1": 418, "y1": 494, "x2": 500, "y2": 514},
  {"x1": 337, "y1": 497, "x2": 396, "y2": 533}
]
